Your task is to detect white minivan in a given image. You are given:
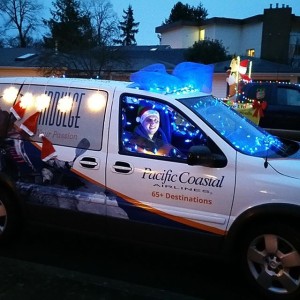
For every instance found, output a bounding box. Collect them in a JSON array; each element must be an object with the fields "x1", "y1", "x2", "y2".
[{"x1": 0, "y1": 62, "x2": 300, "y2": 300}]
